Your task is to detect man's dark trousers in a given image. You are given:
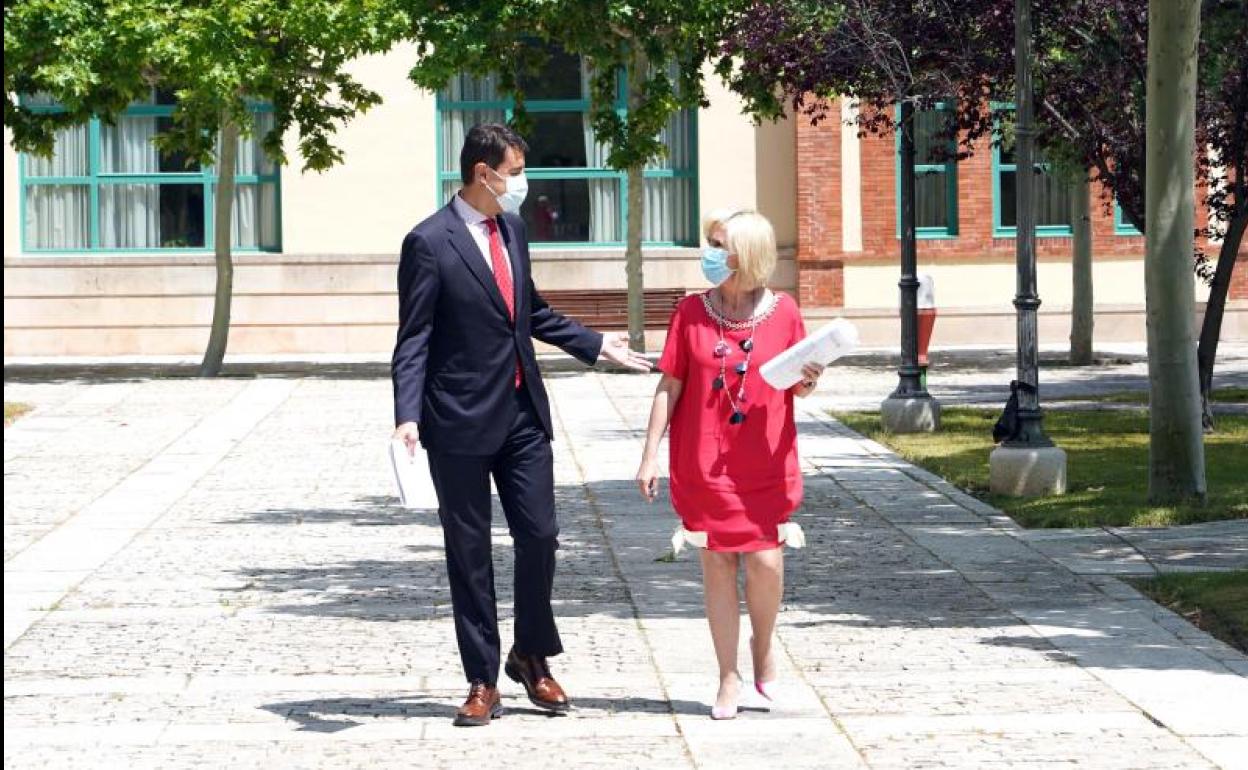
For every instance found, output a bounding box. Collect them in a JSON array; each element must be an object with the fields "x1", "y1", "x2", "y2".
[{"x1": 426, "y1": 387, "x2": 561, "y2": 685}]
